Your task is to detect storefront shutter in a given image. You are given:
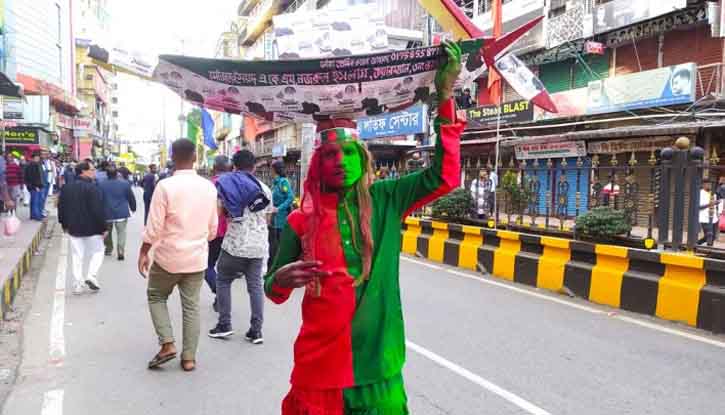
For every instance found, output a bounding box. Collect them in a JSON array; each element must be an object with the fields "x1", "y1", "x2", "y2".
[
  {"x1": 572, "y1": 51, "x2": 610, "y2": 89},
  {"x1": 539, "y1": 59, "x2": 573, "y2": 94}
]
